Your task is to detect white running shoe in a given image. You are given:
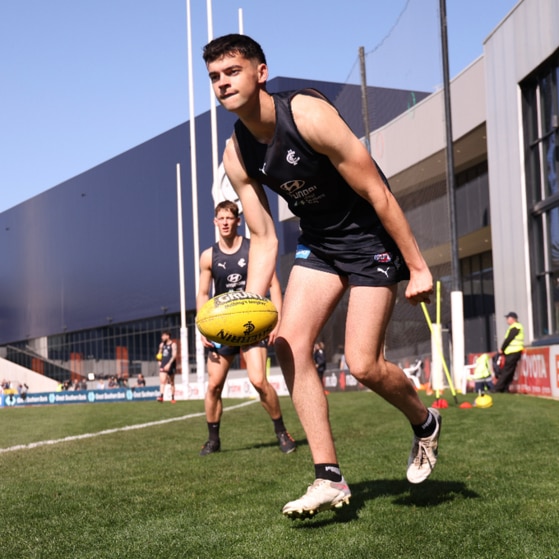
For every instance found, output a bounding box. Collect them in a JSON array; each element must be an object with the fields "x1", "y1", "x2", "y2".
[
  {"x1": 282, "y1": 478, "x2": 351, "y2": 519},
  {"x1": 407, "y1": 407, "x2": 441, "y2": 484}
]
